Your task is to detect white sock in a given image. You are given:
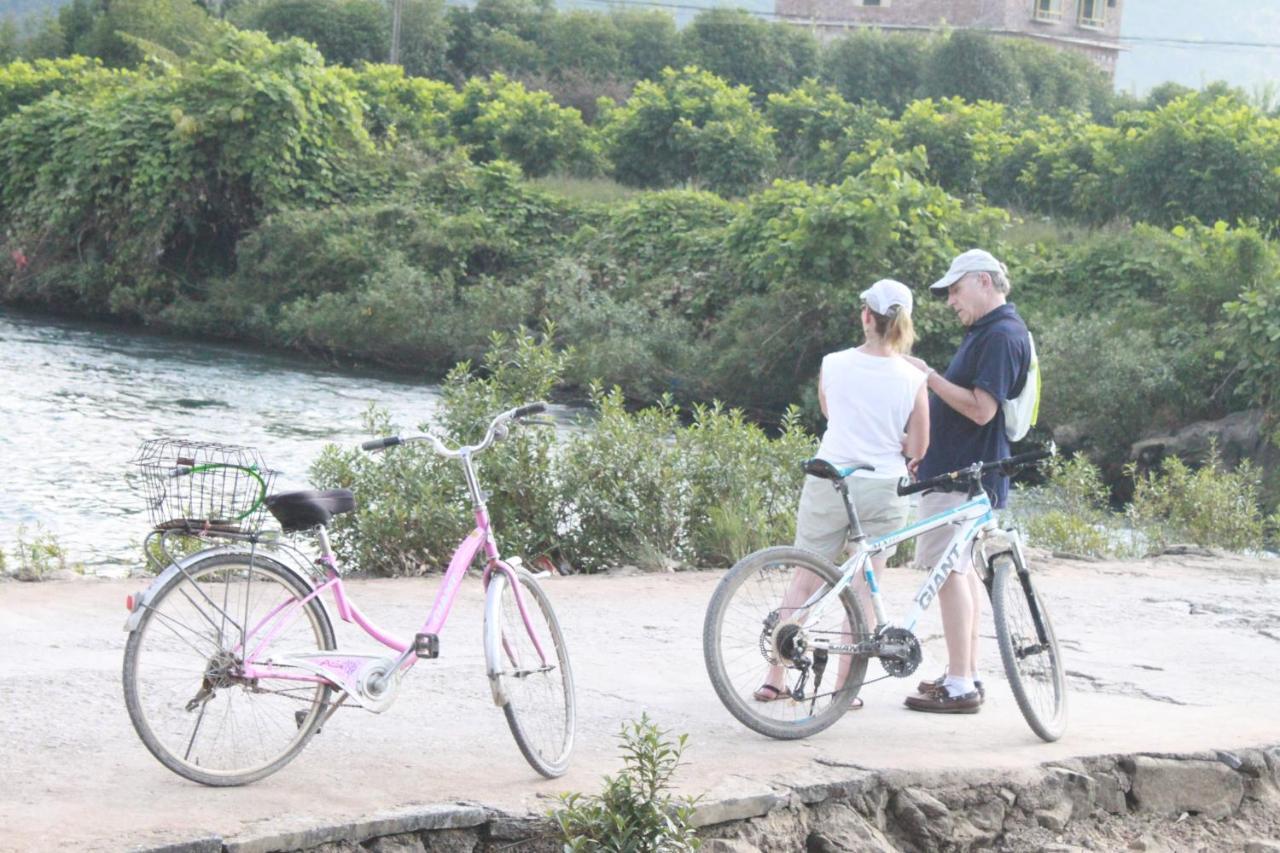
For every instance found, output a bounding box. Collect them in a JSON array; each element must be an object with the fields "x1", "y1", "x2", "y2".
[{"x1": 943, "y1": 675, "x2": 975, "y2": 698}]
